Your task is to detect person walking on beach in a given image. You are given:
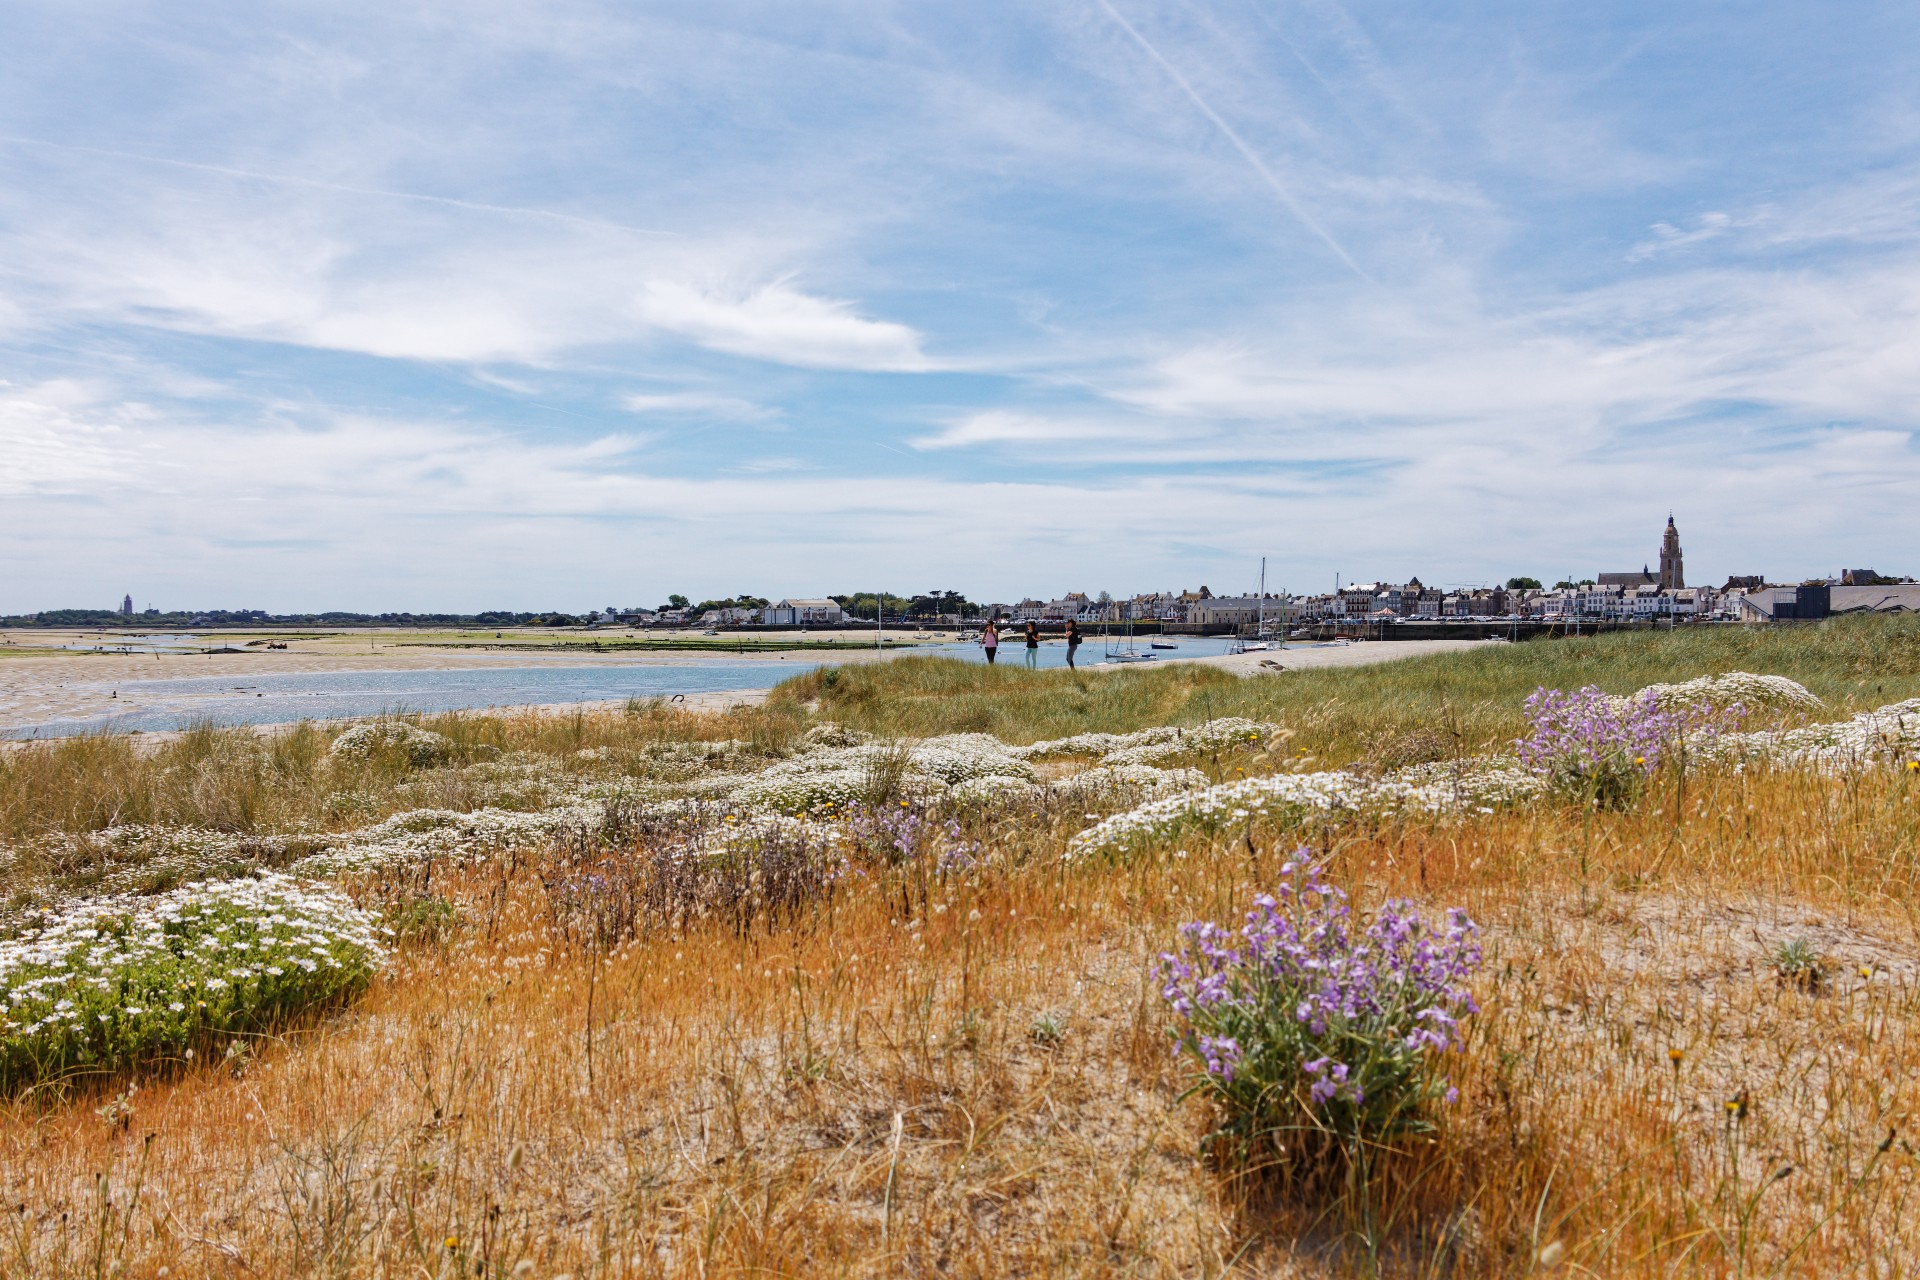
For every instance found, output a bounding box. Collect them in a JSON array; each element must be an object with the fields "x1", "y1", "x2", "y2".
[
  {"x1": 1065, "y1": 618, "x2": 1081, "y2": 669},
  {"x1": 981, "y1": 617, "x2": 1000, "y2": 665},
  {"x1": 1023, "y1": 620, "x2": 1040, "y2": 669}
]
